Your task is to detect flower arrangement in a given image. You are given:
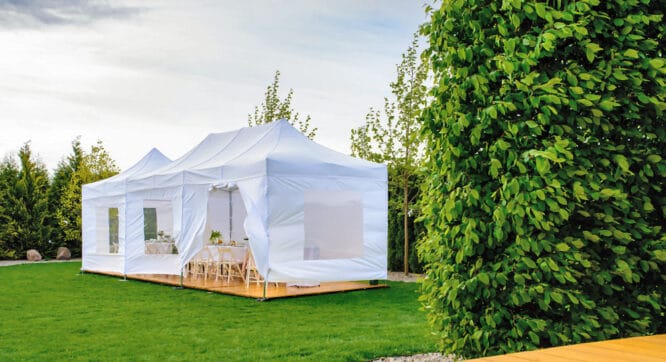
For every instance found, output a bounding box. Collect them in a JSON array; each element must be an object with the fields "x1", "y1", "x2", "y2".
[{"x1": 209, "y1": 230, "x2": 223, "y2": 244}]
